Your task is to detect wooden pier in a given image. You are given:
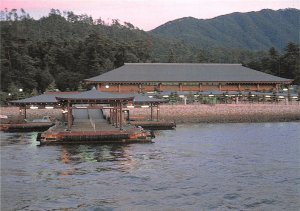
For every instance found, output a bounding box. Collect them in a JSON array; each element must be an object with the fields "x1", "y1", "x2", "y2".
[
  {"x1": 38, "y1": 120, "x2": 152, "y2": 145},
  {"x1": 9, "y1": 89, "x2": 171, "y2": 144}
]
